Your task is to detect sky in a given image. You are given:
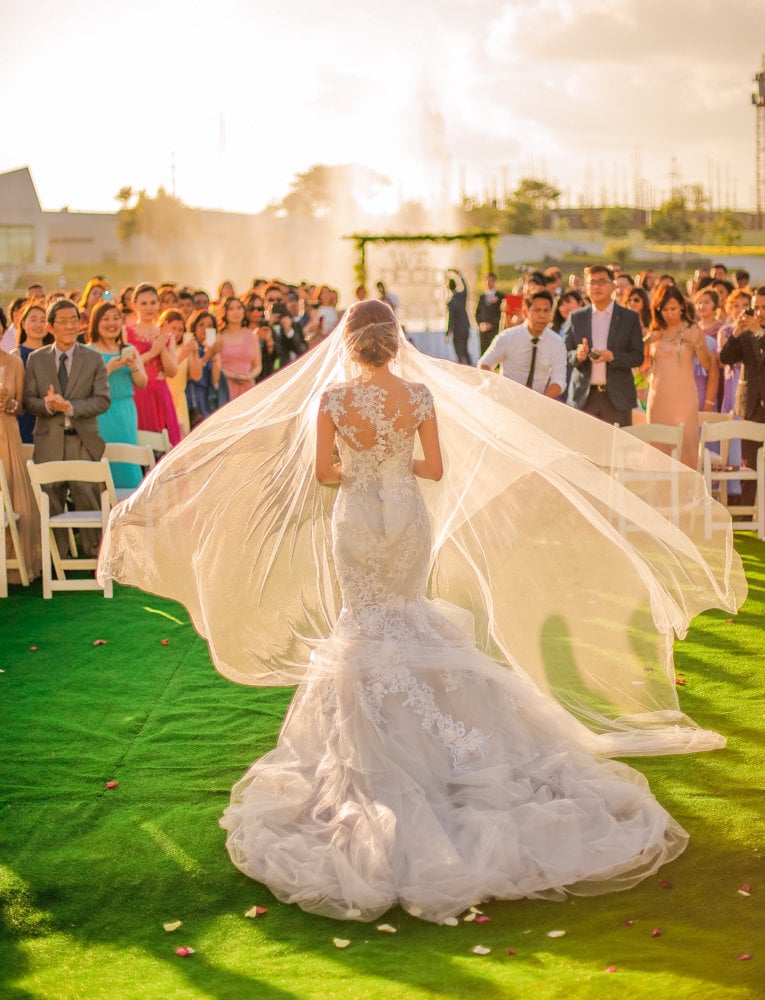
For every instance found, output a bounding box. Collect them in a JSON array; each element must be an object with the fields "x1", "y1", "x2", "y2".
[{"x1": 2, "y1": 0, "x2": 764, "y2": 216}]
